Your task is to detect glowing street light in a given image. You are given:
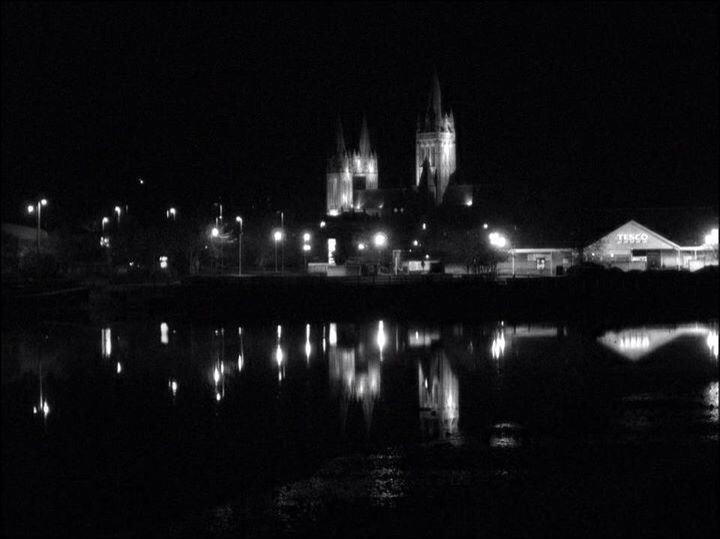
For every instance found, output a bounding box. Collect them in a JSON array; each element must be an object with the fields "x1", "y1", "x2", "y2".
[
  {"x1": 101, "y1": 216, "x2": 110, "y2": 231},
  {"x1": 273, "y1": 230, "x2": 283, "y2": 272},
  {"x1": 358, "y1": 242, "x2": 366, "y2": 251},
  {"x1": 114, "y1": 206, "x2": 122, "y2": 224},
  {"x1": 211, "y1": 227, "x2": 220, "y2": 238},
  {"x1": 319, "y1": 220, "x2": 326, "y2": 228},
  {"x1": 705, "y1": 228, "x2": 718, "y2": 246},
  {"x1": 373, "y1": 232, "x2": 387, "y2": 248},
  {"x1": 26, "y1": 198, "x2": 48, "y2": 254},
  {"x1": 302, "y1": 242, "x2": 311, "y2": 268},
  {"x1": 489, "y1": 231, "x2": 508, "y2": 248},
  {"x1": 166, "y1": 207, "x2": 177, "y2": 220}
]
